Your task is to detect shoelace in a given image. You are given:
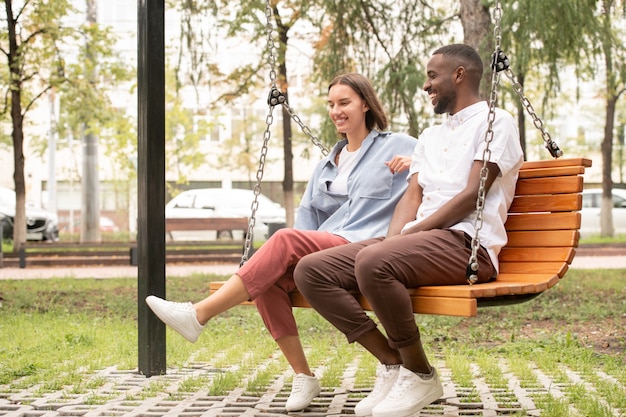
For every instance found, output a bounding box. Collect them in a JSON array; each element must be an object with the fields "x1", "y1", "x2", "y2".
[
  {"x1": 291, "y1": 376, "x2": 306, "y2": 393},
  {"x1": 384, "y1": 372, "x2": 415, "y2": 400},
  {"x1": 168, "y1": 301, "x2": 194, "y2": 311},
  {"x1": 370, "y1": 368, "x2": 395, "y2": 395}
]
